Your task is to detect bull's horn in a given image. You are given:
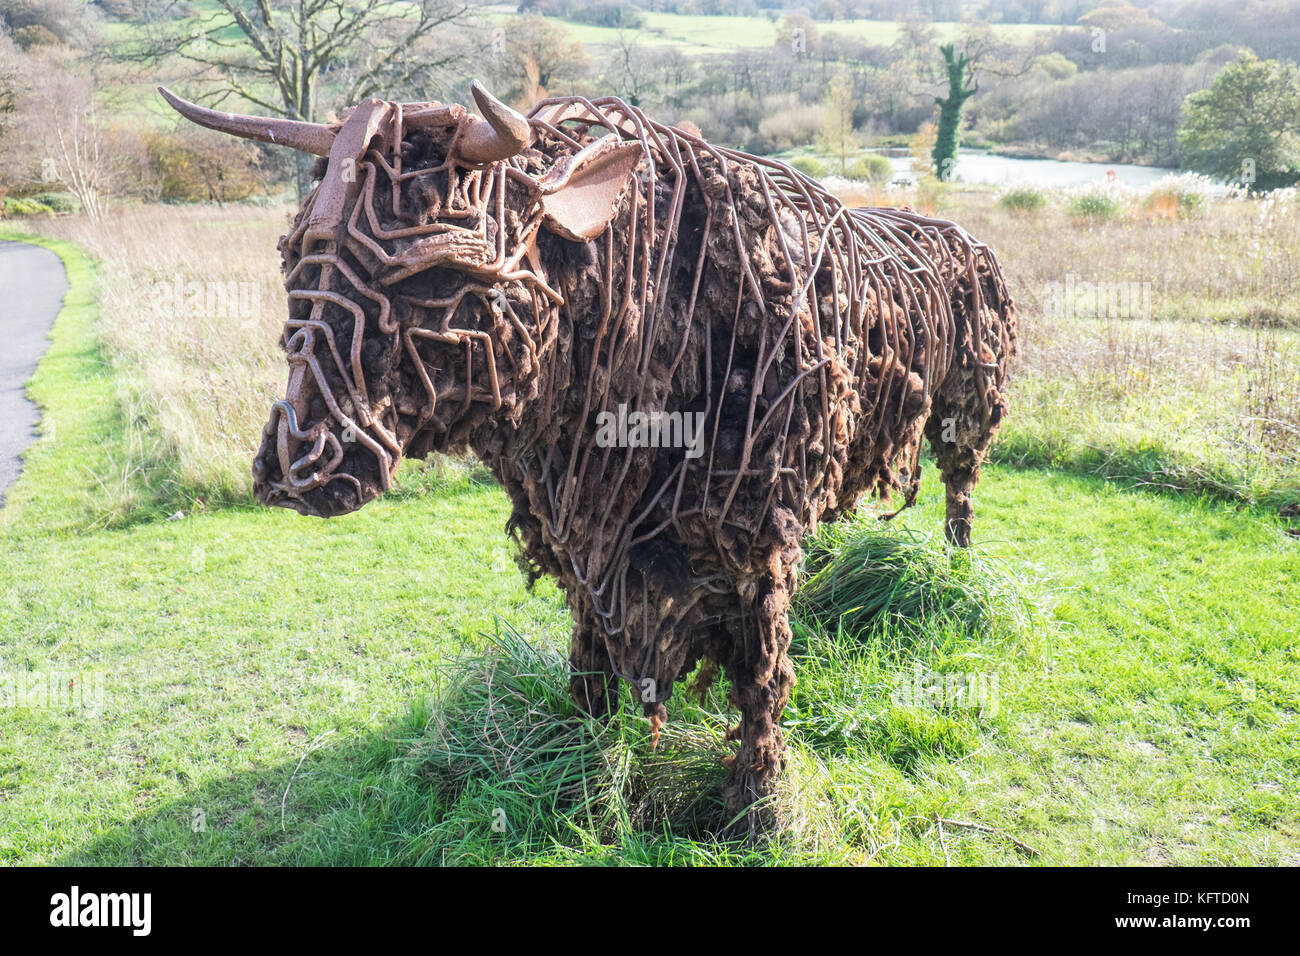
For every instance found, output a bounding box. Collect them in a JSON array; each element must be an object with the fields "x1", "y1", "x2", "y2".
[
  {"x1": 455, "y1": 79, "x2": 532, "y2": 164},
  {"x1": 157, "y1": 86, "x2": 335, "y2": 157}
]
